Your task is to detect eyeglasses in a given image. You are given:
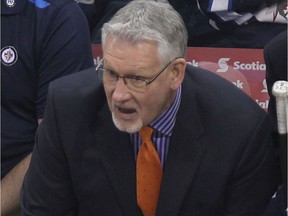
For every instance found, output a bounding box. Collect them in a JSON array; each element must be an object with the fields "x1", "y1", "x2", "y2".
[{"x1": 96, "y1": 58, "x2": 179, "y2": 92}]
